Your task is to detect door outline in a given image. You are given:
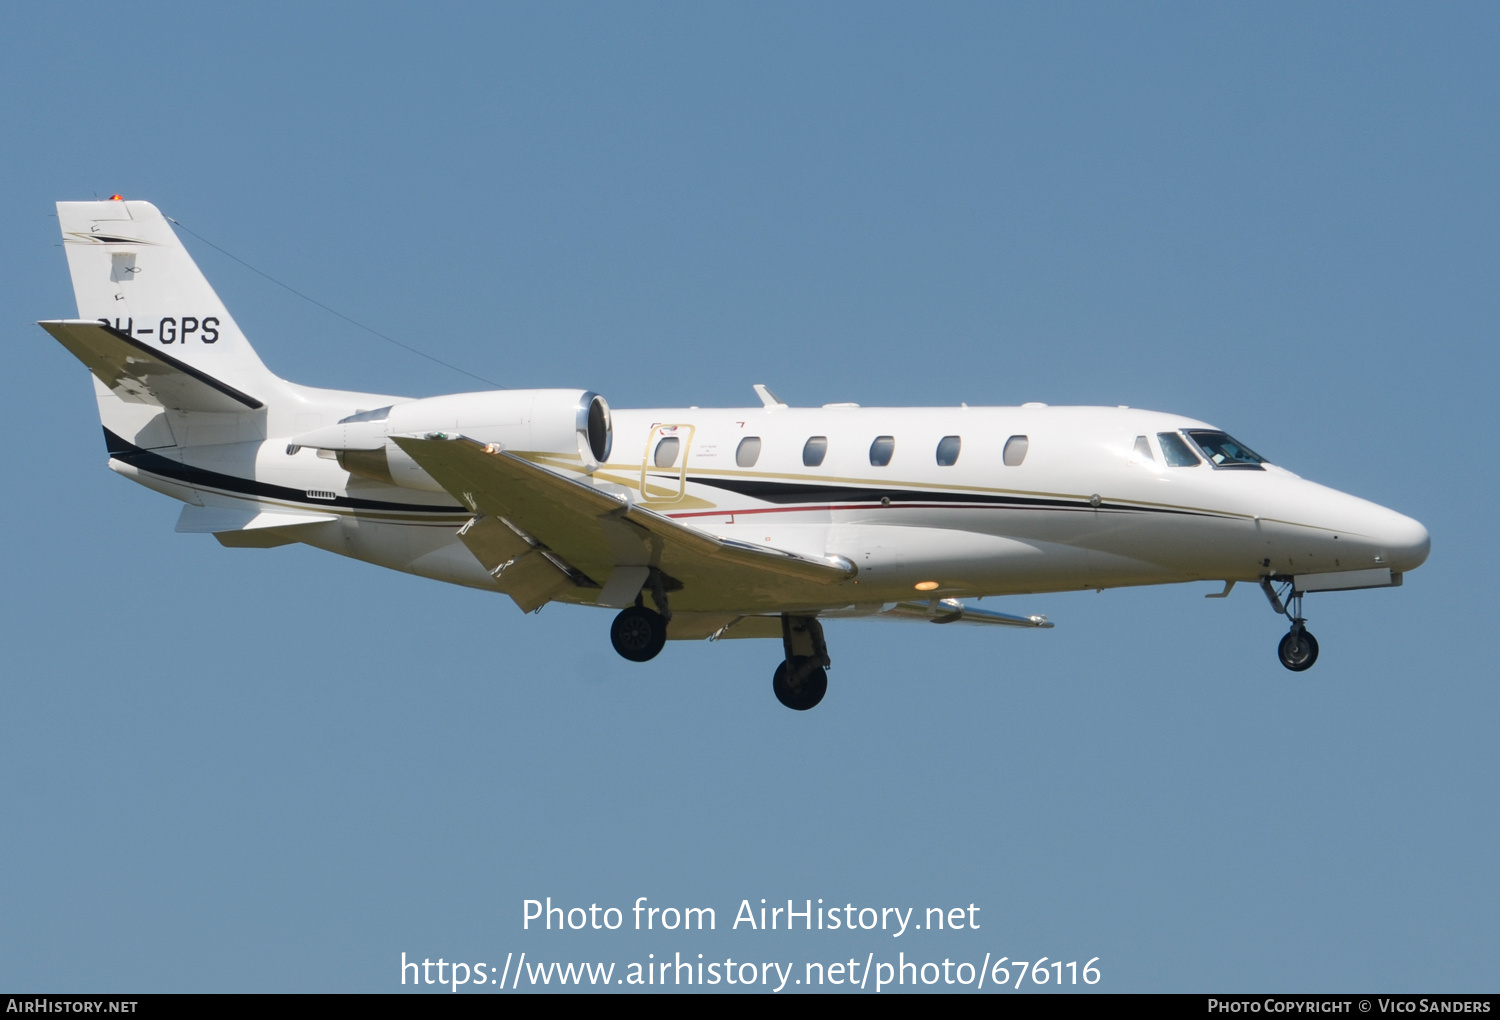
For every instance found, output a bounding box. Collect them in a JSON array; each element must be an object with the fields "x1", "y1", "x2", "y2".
[{"x1": 640, "y1": 424, "x2": 695, "y2": 505}]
